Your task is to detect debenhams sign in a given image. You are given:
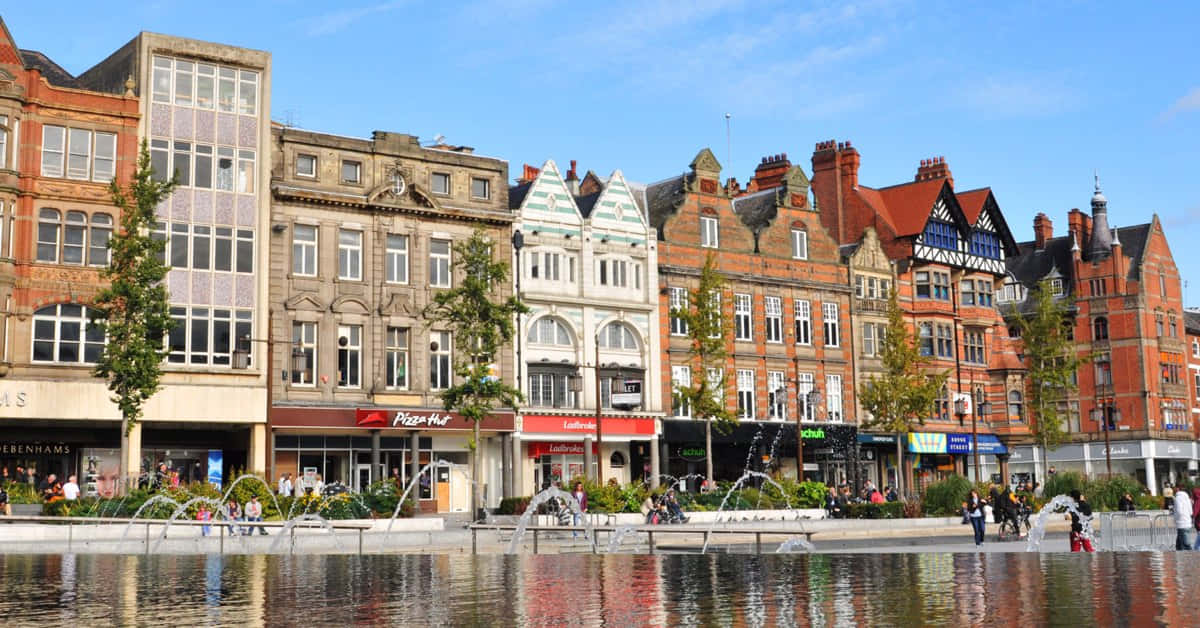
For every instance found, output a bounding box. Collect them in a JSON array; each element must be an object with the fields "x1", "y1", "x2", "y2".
[{"x1": 0, "y1": 389, "x2": 28, "y2": 408}]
